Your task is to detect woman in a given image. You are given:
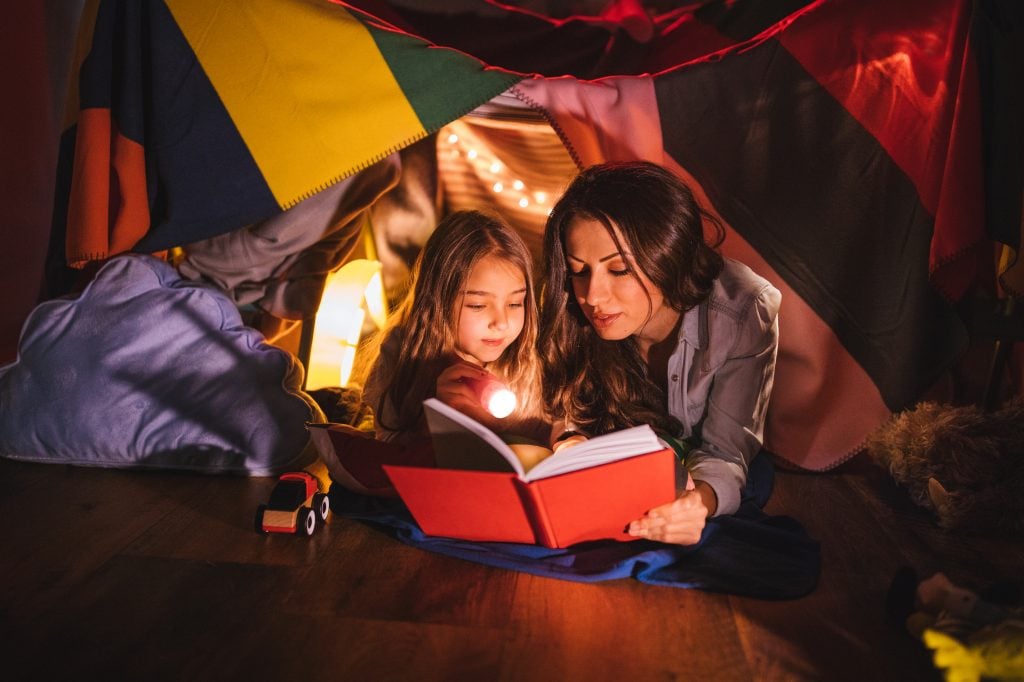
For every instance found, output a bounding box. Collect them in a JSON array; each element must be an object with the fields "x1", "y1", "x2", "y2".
[{"x1": 539, "y1": 161, "x2": 781, "y2": 545}]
